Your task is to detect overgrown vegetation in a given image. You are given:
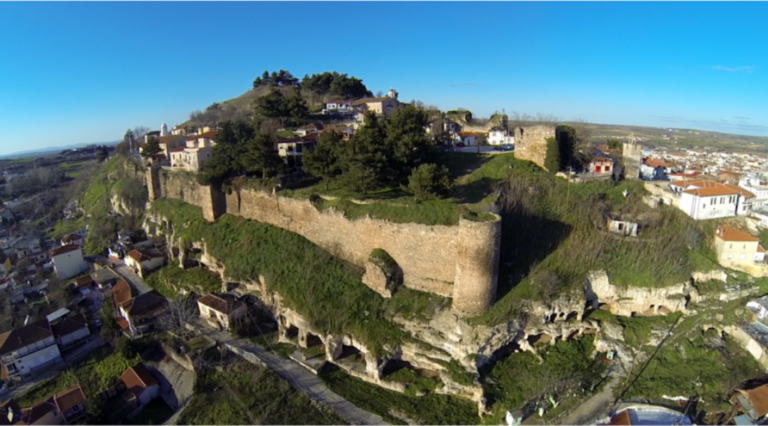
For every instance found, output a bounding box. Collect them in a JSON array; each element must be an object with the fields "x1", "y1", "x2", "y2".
[
  {"x1": 321, "y1": 364, "x2": 478, "y2": 425},
  {"x1": 474, "y1": 155, "x2": 721, "y2": 325},
  {"x1": 481, "y1": 336, "x2": 606, "y2": 424},
  {"x1": 150, "y1": 198, "x2": 410, "y2": 354},
  {"x1": 179, "y1": 351, "x2": 343, "y2": 425},
  {"x1": 144, "y1": 263, "x2": 222, "y2": 299}
]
